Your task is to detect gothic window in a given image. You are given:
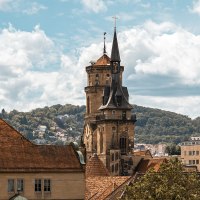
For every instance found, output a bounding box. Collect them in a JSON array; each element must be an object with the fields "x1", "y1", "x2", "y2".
[
  {"x1": 111, "y1": 153, "x2": 114, "y2": 161},
  {"x1": 106, "y1": 74, "x2": 110, "y2": 85},
  {"x1": 87, "y1": 96, "x2": 90, "y2": 114},
  {"x1": 112, "y1": 165, "x2": 114, "y2": 172},
  {"x1": 120, "y1": 135, "x2": 127, "y2": 155},
  {"x1": 115, "y1": 163, "x2": 119, "y2": 172},
  {"x1": 95, "y1": 74, "x2": 99, "y2": 85},
  {"x1": 115, "y1": 152, "x2": 119, "y2": 160},
  {"x1": 100, "y1": 132, "x2": 103, "y2": 153}
]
